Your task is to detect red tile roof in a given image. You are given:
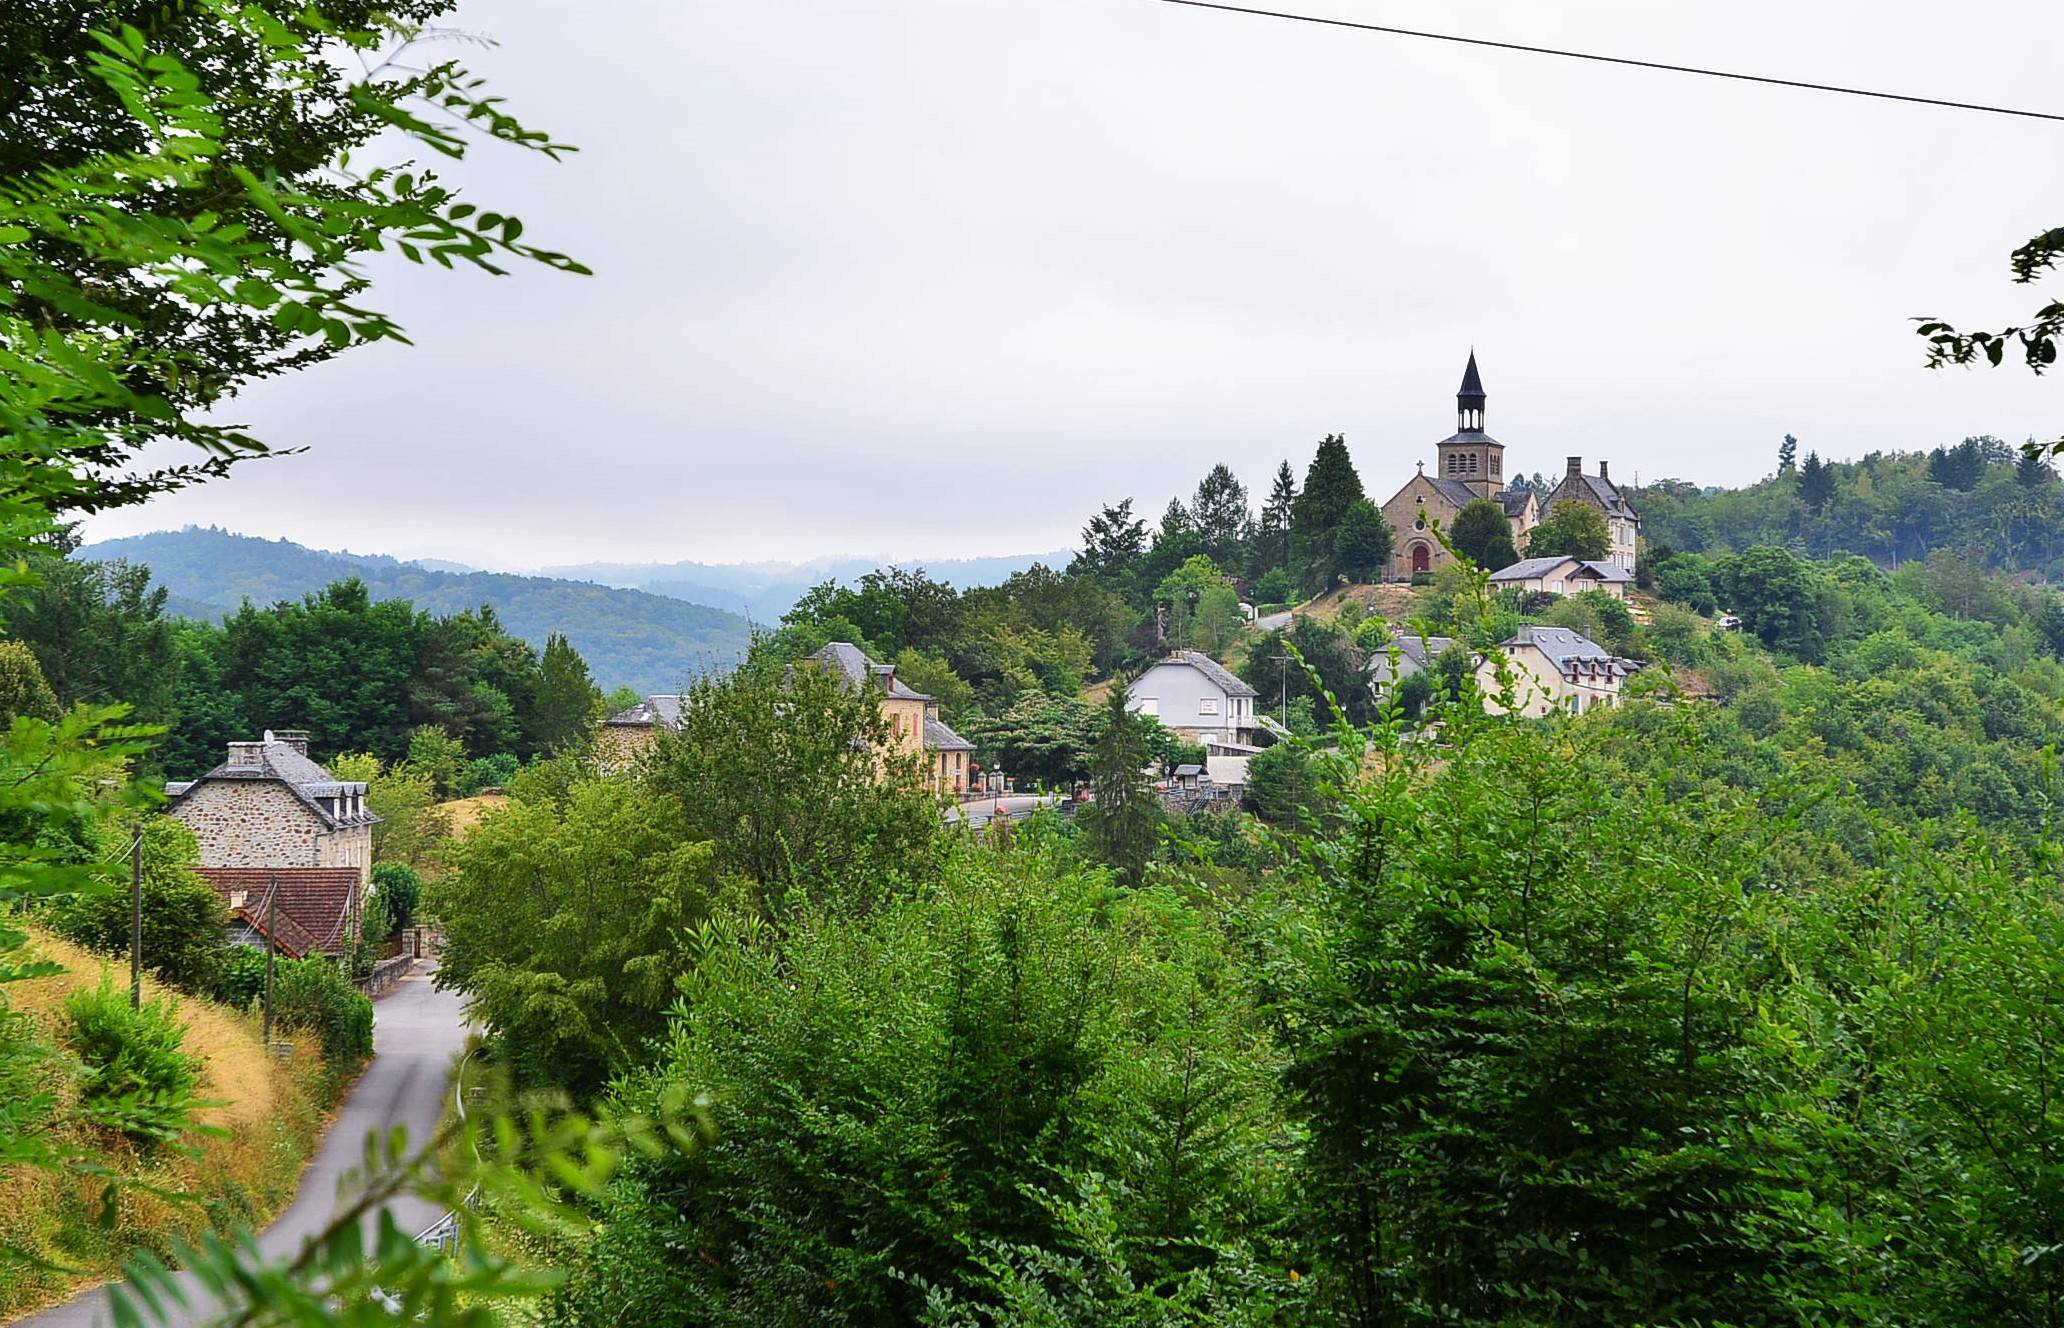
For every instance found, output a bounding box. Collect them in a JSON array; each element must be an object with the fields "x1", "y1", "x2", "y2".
[{"x1": 197, "y1": 867, "x2": 362, "y2": 959}]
